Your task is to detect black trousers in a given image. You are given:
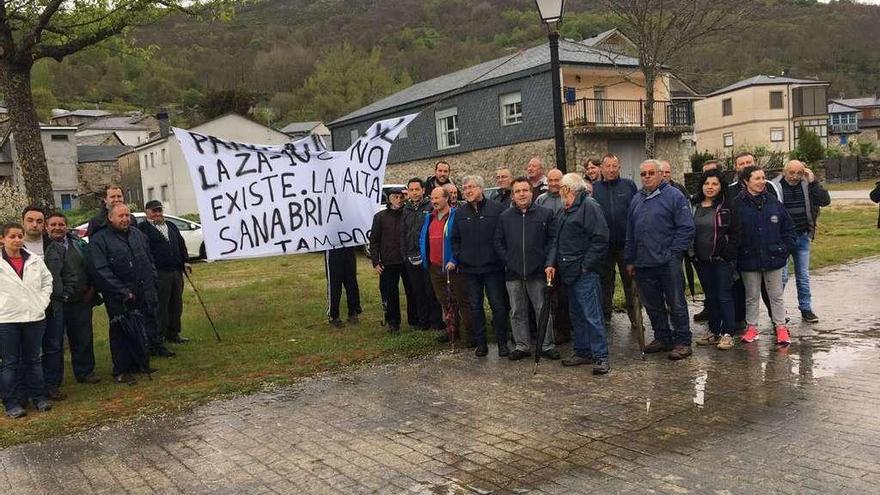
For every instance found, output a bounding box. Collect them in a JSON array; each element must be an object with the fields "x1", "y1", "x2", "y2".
[
  {"x1": 157, "y1": 271, "x2": 184, "y2": 341},
  {"x1": 325, "y1": 247, "x2": 362, "y2": 320},
  {"x1": 404, "y1": 263, "x2": 442, "y2": 329},
  {"x1": 379, "y1": 264, "x2": 407, "y2": 326},
  {"x1": 63, "y1": 301, "x2": 96, "y2": 380}
]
